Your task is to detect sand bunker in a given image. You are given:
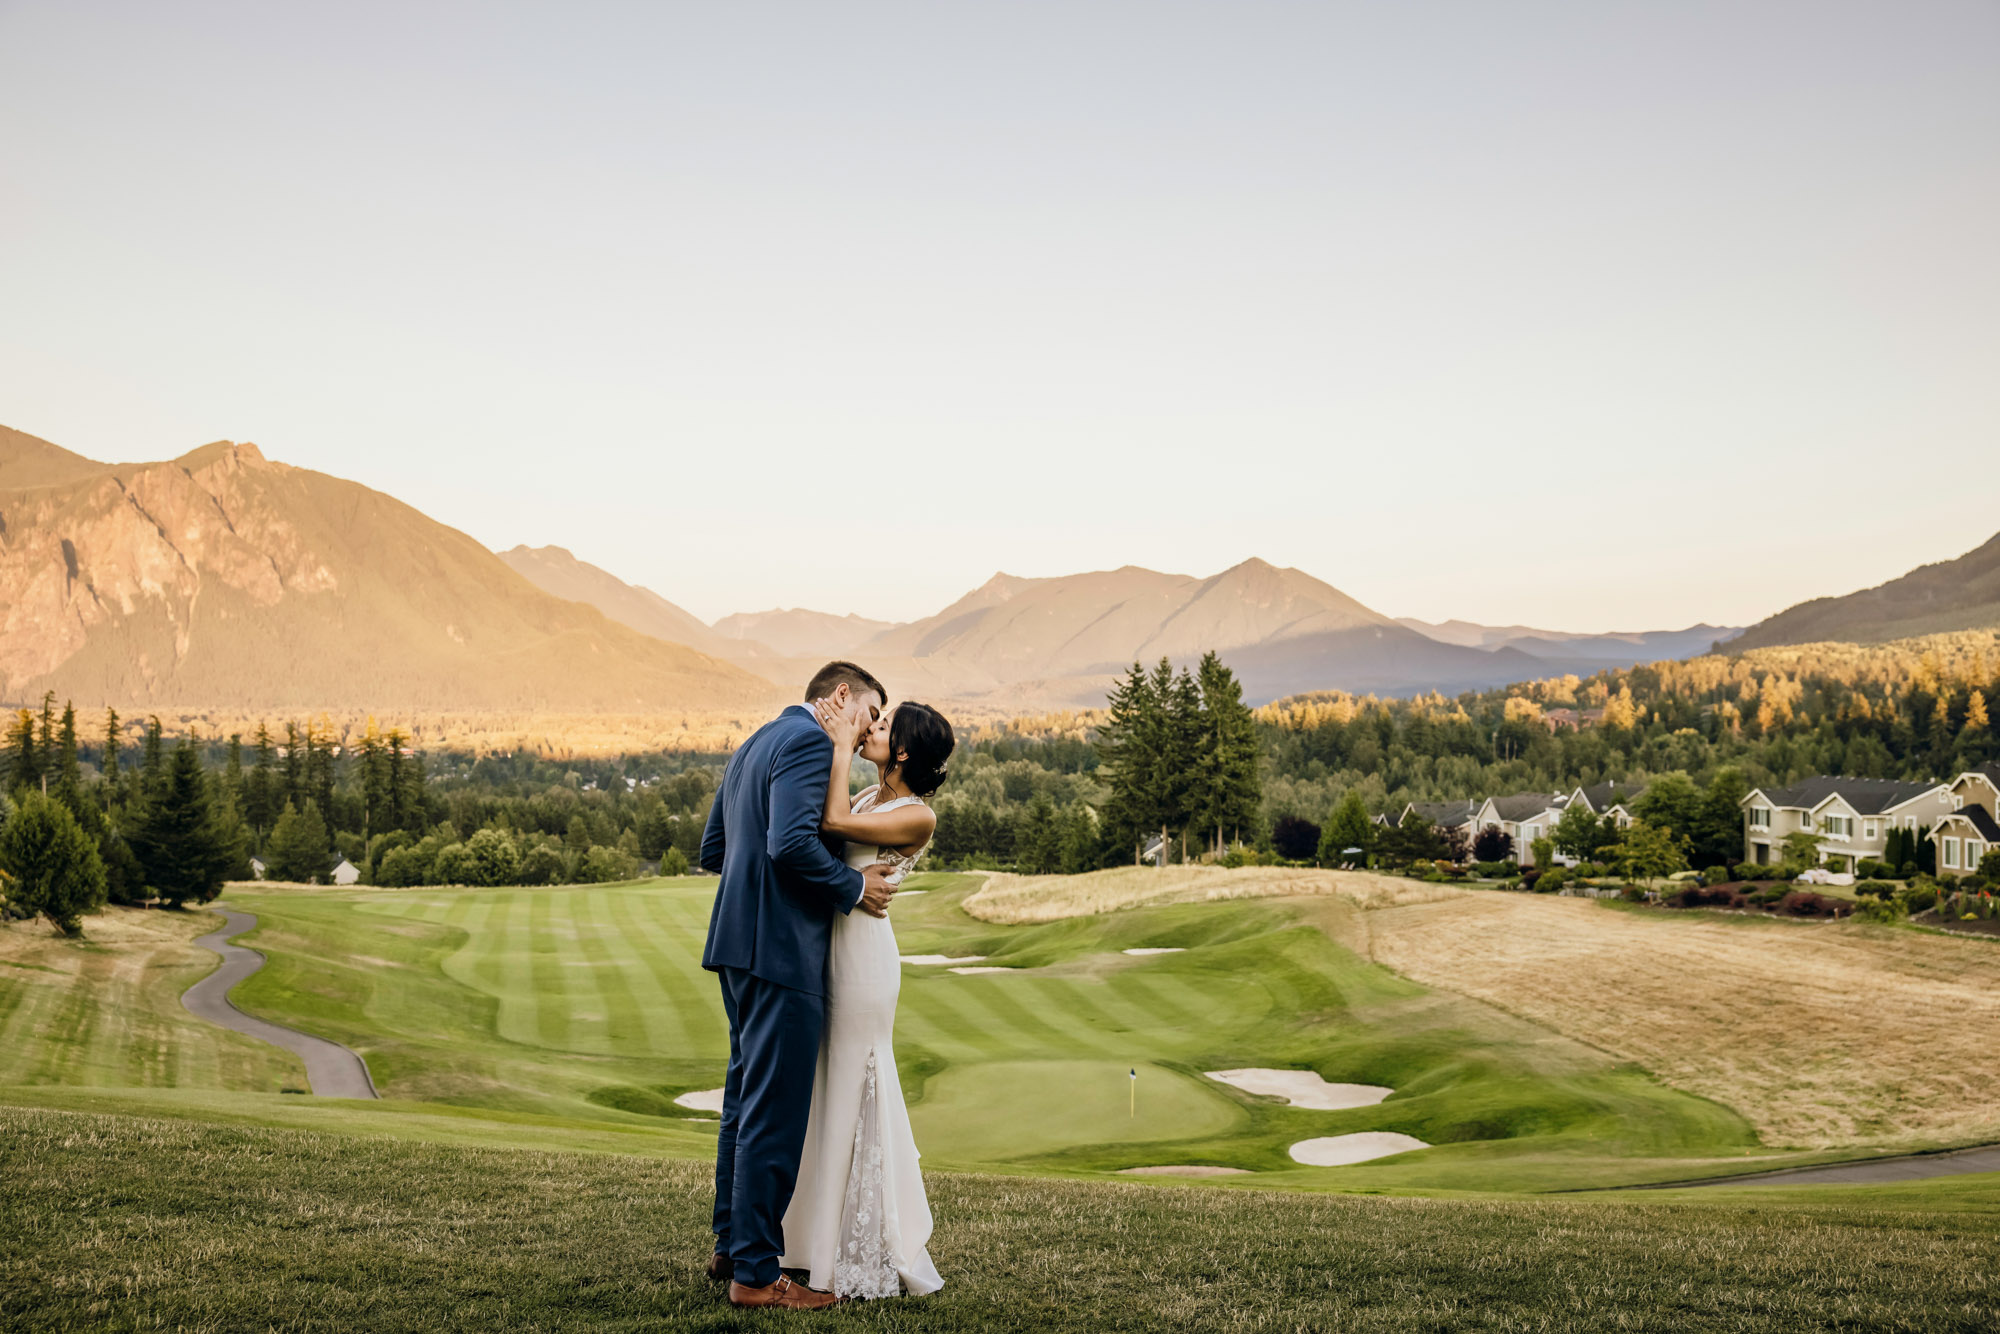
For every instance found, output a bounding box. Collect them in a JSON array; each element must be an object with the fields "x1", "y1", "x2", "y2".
[
  {"x1": 901, "y1": 954, "x2": 986, "y2": 965},
  {"x1": 1117, "y1": 1165, "x2": 1250, "y2": 1177},
  {"x1": 674, "y1": 1088, "x2": 725, "y2": 1113},
  {"x1": 950, "y1": 966, "x2": 1014, "y2": 975},
  {"x1": 1289, "y1": 1132, "x2": 1429, "y2": 1166},
  {"x1": 1123, "y1": 947, "x2": 1185, "y2": 956},
  {"x1": 1206, "y1": 1069, "x2": 1393, "y2": 1110}
]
